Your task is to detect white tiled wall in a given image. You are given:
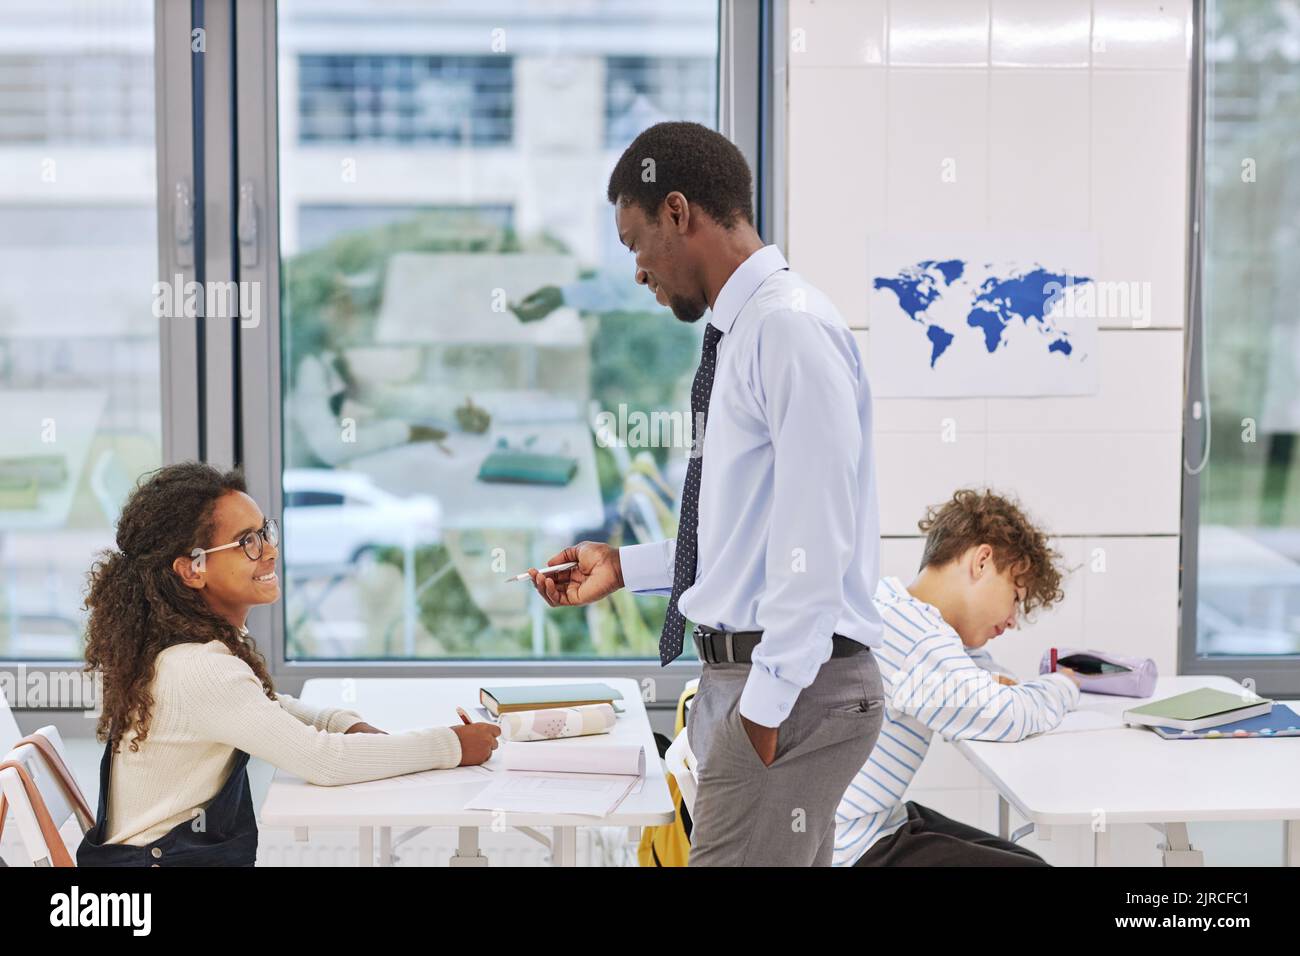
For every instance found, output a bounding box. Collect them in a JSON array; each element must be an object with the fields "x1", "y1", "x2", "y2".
[{"x1": 788, "y1": 0, "x2": 1209, "y2": 864}]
